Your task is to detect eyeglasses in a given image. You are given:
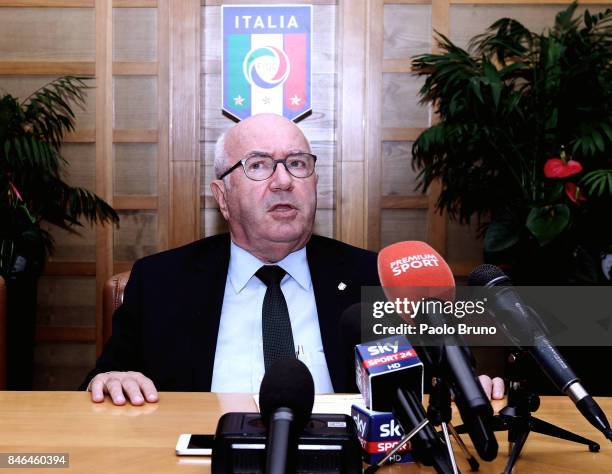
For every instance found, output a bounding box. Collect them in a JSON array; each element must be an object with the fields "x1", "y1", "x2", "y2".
[{"x1": 218, "y1": 152, "x2": 317, "y2": 181}]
